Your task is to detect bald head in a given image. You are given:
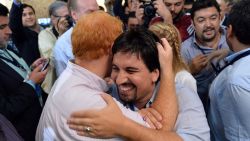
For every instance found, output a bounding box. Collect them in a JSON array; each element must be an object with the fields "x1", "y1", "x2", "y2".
[{"x1": 68, "y1": 0, "x2": 99, "y2": 21}]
